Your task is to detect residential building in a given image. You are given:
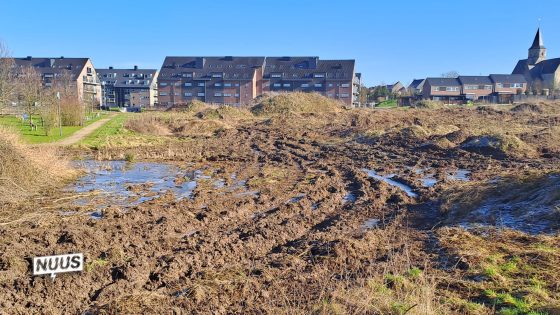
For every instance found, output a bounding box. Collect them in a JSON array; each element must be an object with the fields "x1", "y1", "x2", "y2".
[
  {"x1": 157, "y1": 56, "x2": 360, "y2": 107},
  {"x1": 422, "y1": 78, "x2": 462, "y2": 103},
  {"x1": 263, "y1": 57, "x2": 358, "y2": 106},
  {"x1": 513, "y1": 28, "x2": 560, "y2": 94},
  {"x1": 353, "y1": 73, "x2": 362, "y2": 107},
  {"x1": 386, "y1": 81, "x2": 406, "y2": 95},
  {"x1": 407, "y1": 79, "x2": 425, "y2": 96},
  {"x1": 489, "y1": 74, "x2": 527, "y2": 103},
  {"x1": 9, "y1": 56, "x2": 101, "y2": 104},
  {"x1": 157, "y1": 56, "x2": 265, "y2": 107},
  {"x1": 97, "y1": 66, "x2": 159, "y2": 108},
  {"x1": 421, "y1": 75, "x2": 526, "y2": 103},
  {"x1": 459, "y1": 76, "x2": 494, "y2": 101}
]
